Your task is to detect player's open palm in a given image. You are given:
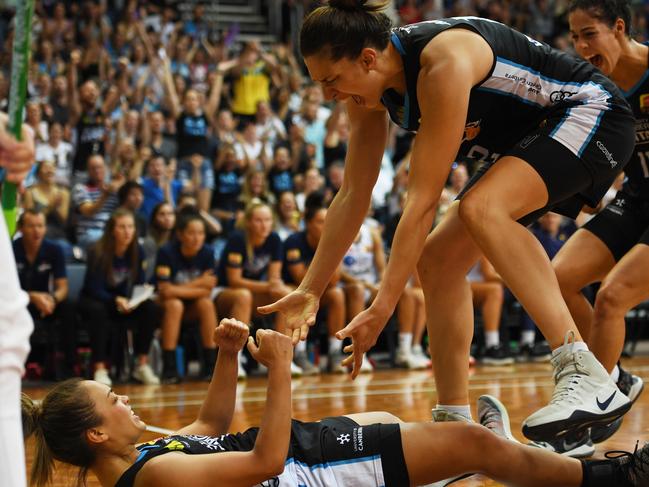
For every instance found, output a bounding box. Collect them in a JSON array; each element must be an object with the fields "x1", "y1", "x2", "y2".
[
  {"x1": 337, "y1": 308, "x2": 386, "y2": 379},
  {"x1": 257, "y1": 288, "x2": 320, "y2": 344}
]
